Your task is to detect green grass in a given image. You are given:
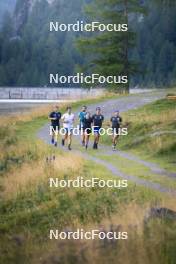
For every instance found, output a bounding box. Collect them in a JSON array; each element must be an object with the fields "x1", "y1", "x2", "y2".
[
  {"x1": 101, "y1": 98, "x2": 176, "y2": 172},
  {"x1": 1, "y1": 94, "x2": 176, "y2": 264},
  {"x1": 95, "y1": 153, "x2": 176, "y2": 190},
  {"x1": 0, "y1": 154, "x2": 164, "y2": 264}
]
